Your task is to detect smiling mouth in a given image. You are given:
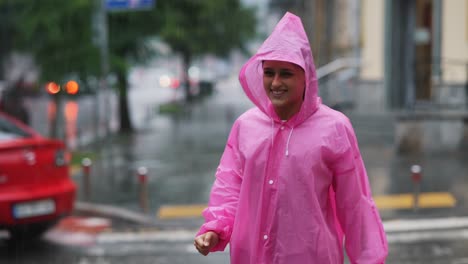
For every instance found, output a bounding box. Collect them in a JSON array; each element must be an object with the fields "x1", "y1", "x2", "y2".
[{"x1": 271, "y1": 89, "x2": 287, "y2": 97}]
